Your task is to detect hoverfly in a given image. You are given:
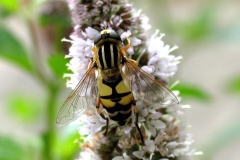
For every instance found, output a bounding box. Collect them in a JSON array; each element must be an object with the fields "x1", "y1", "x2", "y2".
[{"x1": 56, "y1": 29, "x2": 179, "y2": 144}]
